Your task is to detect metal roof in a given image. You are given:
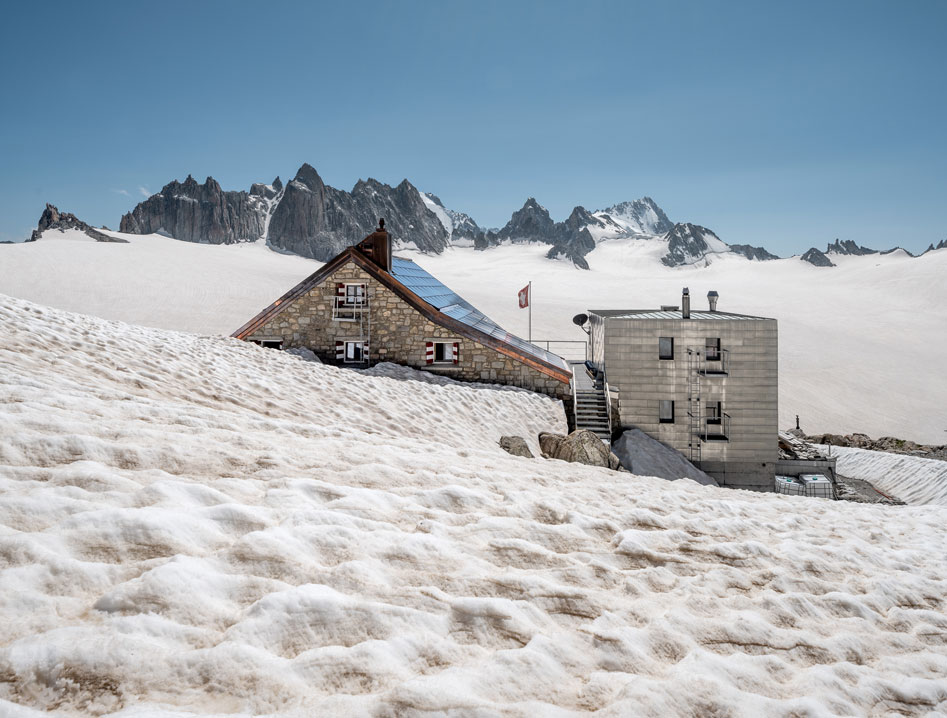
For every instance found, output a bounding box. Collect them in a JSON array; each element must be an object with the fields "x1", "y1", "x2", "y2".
[
  {"x1": 589, "y1": 309, "x2": 773, "y2": 321},
  {"x1": 392, "y1": 257, "x2": 570, "y2": 371}
]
